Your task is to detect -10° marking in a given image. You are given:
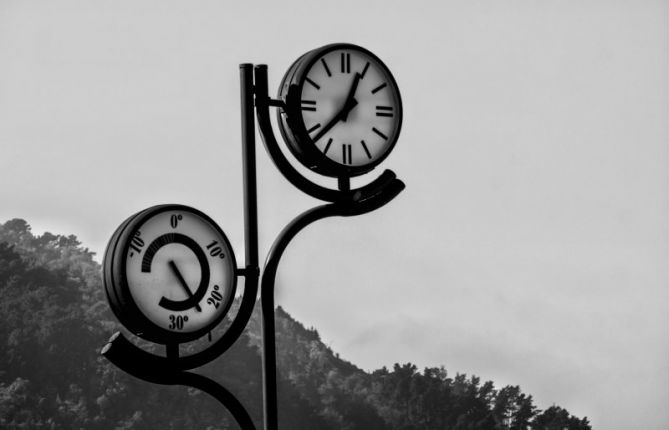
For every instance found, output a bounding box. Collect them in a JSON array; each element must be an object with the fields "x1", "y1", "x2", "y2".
[{"x1": 129, "y1": 231, "x2": 144, "y2": 257}]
